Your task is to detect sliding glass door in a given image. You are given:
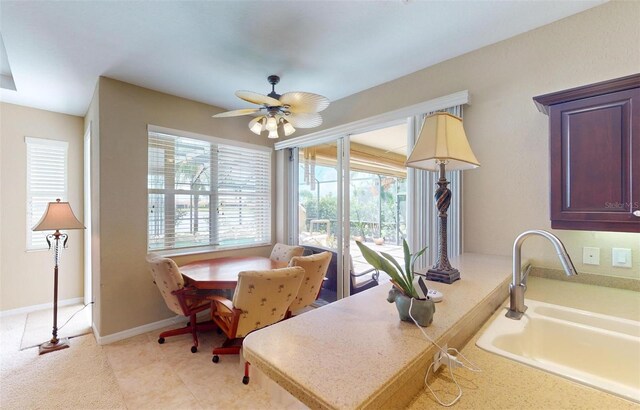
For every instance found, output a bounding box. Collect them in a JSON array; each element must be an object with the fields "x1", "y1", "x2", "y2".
[
  {"x1": 296, "y1": 140, "x2": 347, "y2": 303},
  {"x1": 289, "y1": 124, "x2": 411, "y2": 303},
  {"x1": 280, "y1": 97, "x2": 469, "y2": 304},
  {"x1": 348, "y1": 123, "x2": 408, "y2": 292}
]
